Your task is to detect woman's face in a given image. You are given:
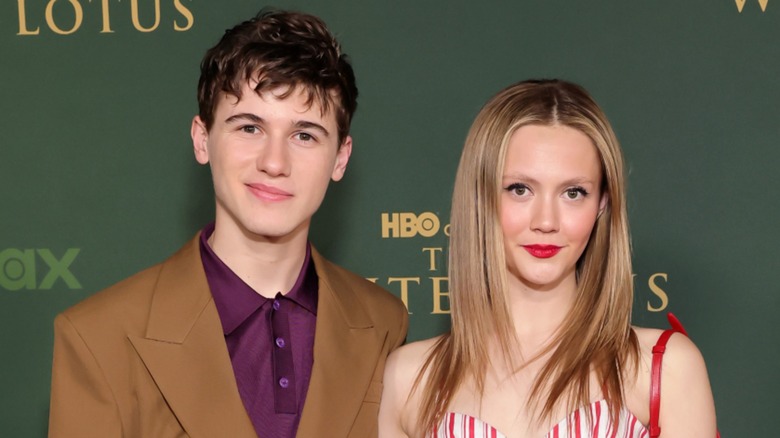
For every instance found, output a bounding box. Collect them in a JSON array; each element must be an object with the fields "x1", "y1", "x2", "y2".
[{"x1": 500, "y1": 124, "x2": 605, "y2": 292}]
